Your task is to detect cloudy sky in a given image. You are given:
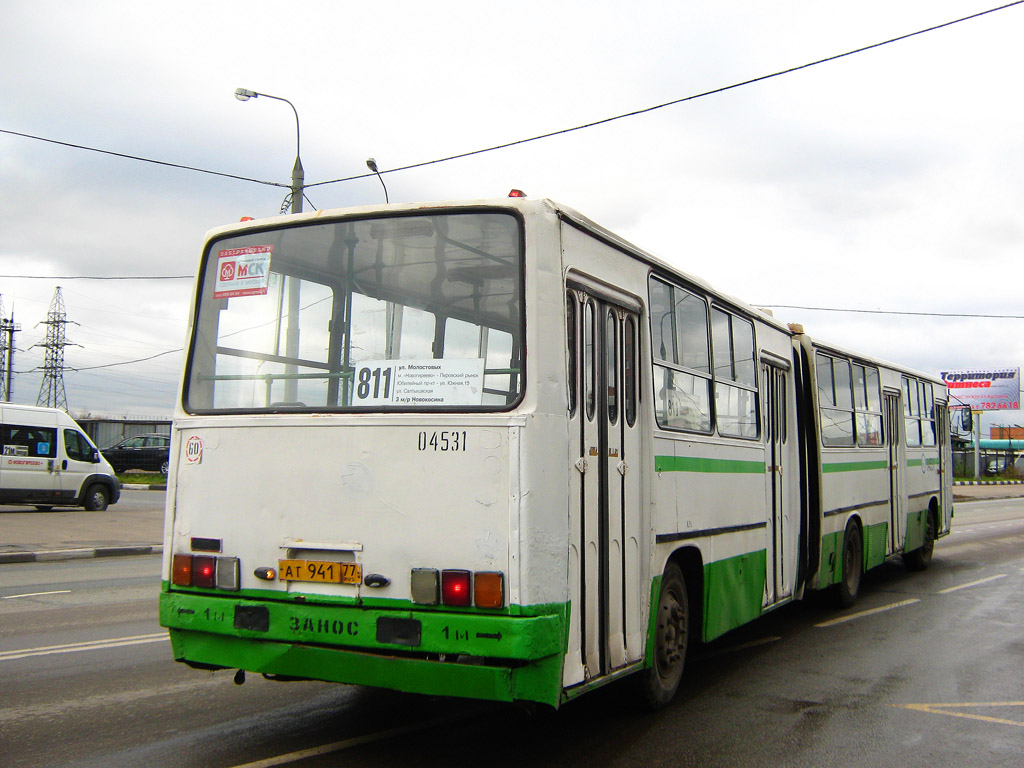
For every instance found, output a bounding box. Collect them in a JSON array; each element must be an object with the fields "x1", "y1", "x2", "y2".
[{"x1": 2, "y1": 1, "x2": 1022, "y2": 431}]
